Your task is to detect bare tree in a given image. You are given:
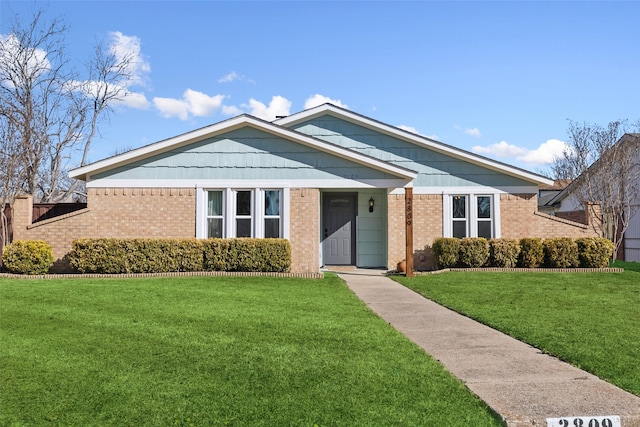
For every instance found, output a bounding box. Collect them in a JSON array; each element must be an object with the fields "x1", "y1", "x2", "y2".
[
  {"x1": 0, "y1": 8, "x2": 133, "y2": 206},
  {"x1": 552, "y1": 120, "x2": 640, "y2": 259}
]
